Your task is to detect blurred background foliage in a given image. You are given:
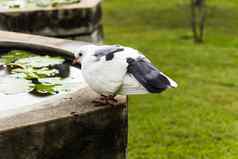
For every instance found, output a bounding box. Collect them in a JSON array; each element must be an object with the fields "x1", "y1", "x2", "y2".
[{"x1": 103, "y1": 0, "x2": 238, "y2": 159}]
